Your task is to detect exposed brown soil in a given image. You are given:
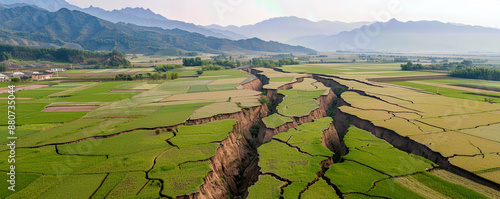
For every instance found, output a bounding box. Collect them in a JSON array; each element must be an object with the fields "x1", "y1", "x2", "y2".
[
  {"x1": 239, "y1": 79, "x2": 263, "y2": 91},
  {"x1": 42, "y1": 105, "x2": 99, "y2": 112}
]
